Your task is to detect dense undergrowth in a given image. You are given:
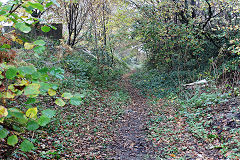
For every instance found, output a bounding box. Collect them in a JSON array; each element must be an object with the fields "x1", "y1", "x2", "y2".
[{"x1": 130, "y1": 65, "x2": 240, "y2": 159}]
